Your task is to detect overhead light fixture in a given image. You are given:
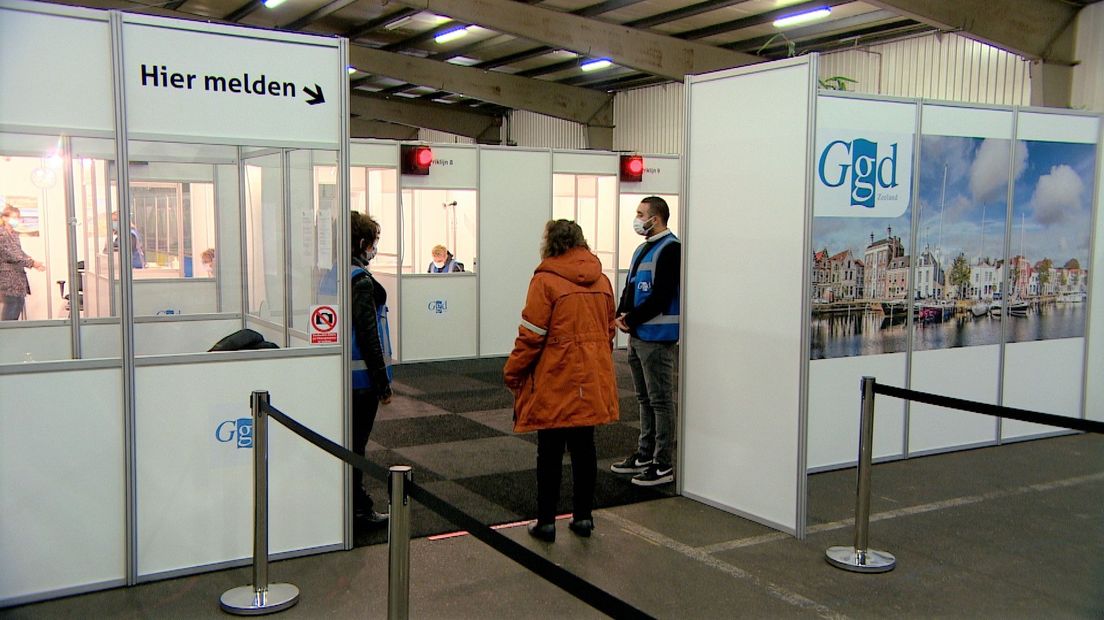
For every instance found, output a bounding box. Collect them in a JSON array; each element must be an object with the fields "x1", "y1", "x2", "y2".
[
  {"x1": 347, "y1": 66, "x2": 357, "y2": 75},
  {"x1": 262, "y1": 0, "x2": 287, "y2": 8},
  {"x1": 580, "y1": 58, "x2": 613, "y2": 72},
  {"x1": 773, "y1": 7, "x2": 831, "y2": 28},
  {"x1": 434, "y1": 27, "x2": 469, "y2": 44}
]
